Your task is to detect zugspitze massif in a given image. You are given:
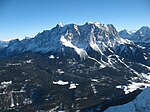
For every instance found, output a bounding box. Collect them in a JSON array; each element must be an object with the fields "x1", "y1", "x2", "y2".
[{"x1": 0, "y1": 22, "x2": 150, "y2": 112}]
